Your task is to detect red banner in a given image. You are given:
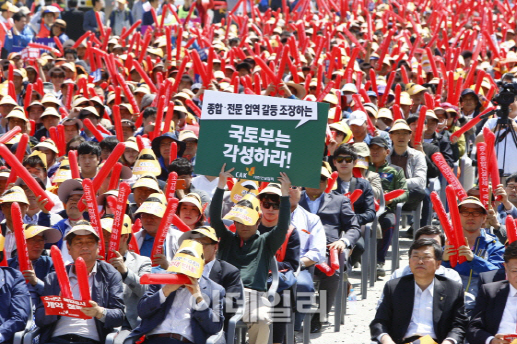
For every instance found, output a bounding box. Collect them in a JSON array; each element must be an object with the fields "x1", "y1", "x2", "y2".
[{"x1": 42, "y1": 296, "x2": 91, "y2": 319}]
